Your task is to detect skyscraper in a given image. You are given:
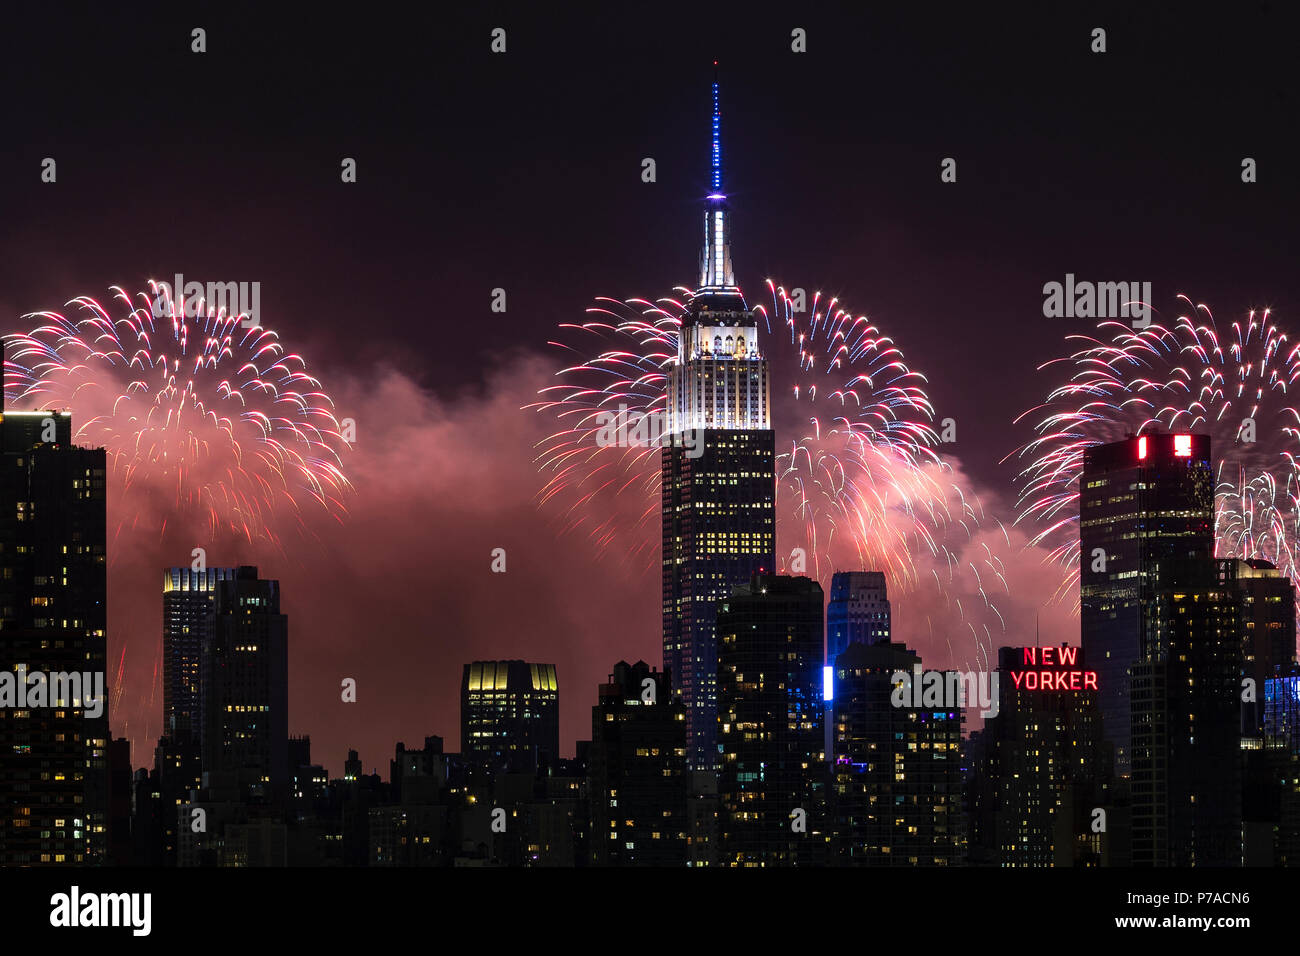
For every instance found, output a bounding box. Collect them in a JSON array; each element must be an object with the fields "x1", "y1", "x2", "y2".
[
  {"x1": 0, "y1": 343, "x2": 109, "y2": 865},
  {"x1": 163, "y1": 566, "x2": 237, "y2": 747},
  {"x1": 200, "y1": 566, "x2": 289, "y2": 807},
  {"x1": 826, "y1": 570, "x2": 891, "y2": 663},
  {"x1": 1079, "y1": 432, "x2": 1214, "y2": 777},
  {"x1": 716, "y1": 574, "x2": 827, "y2": 866},
  {"x1": 460, "y1": 660, "x2": 560, "y2": 773},
  {"x1": 156, "y1": 565, "x2": 237, "y2": 863},
  {"x1": 662, "y1": 70, "x2": 776, "y2": 771}
]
